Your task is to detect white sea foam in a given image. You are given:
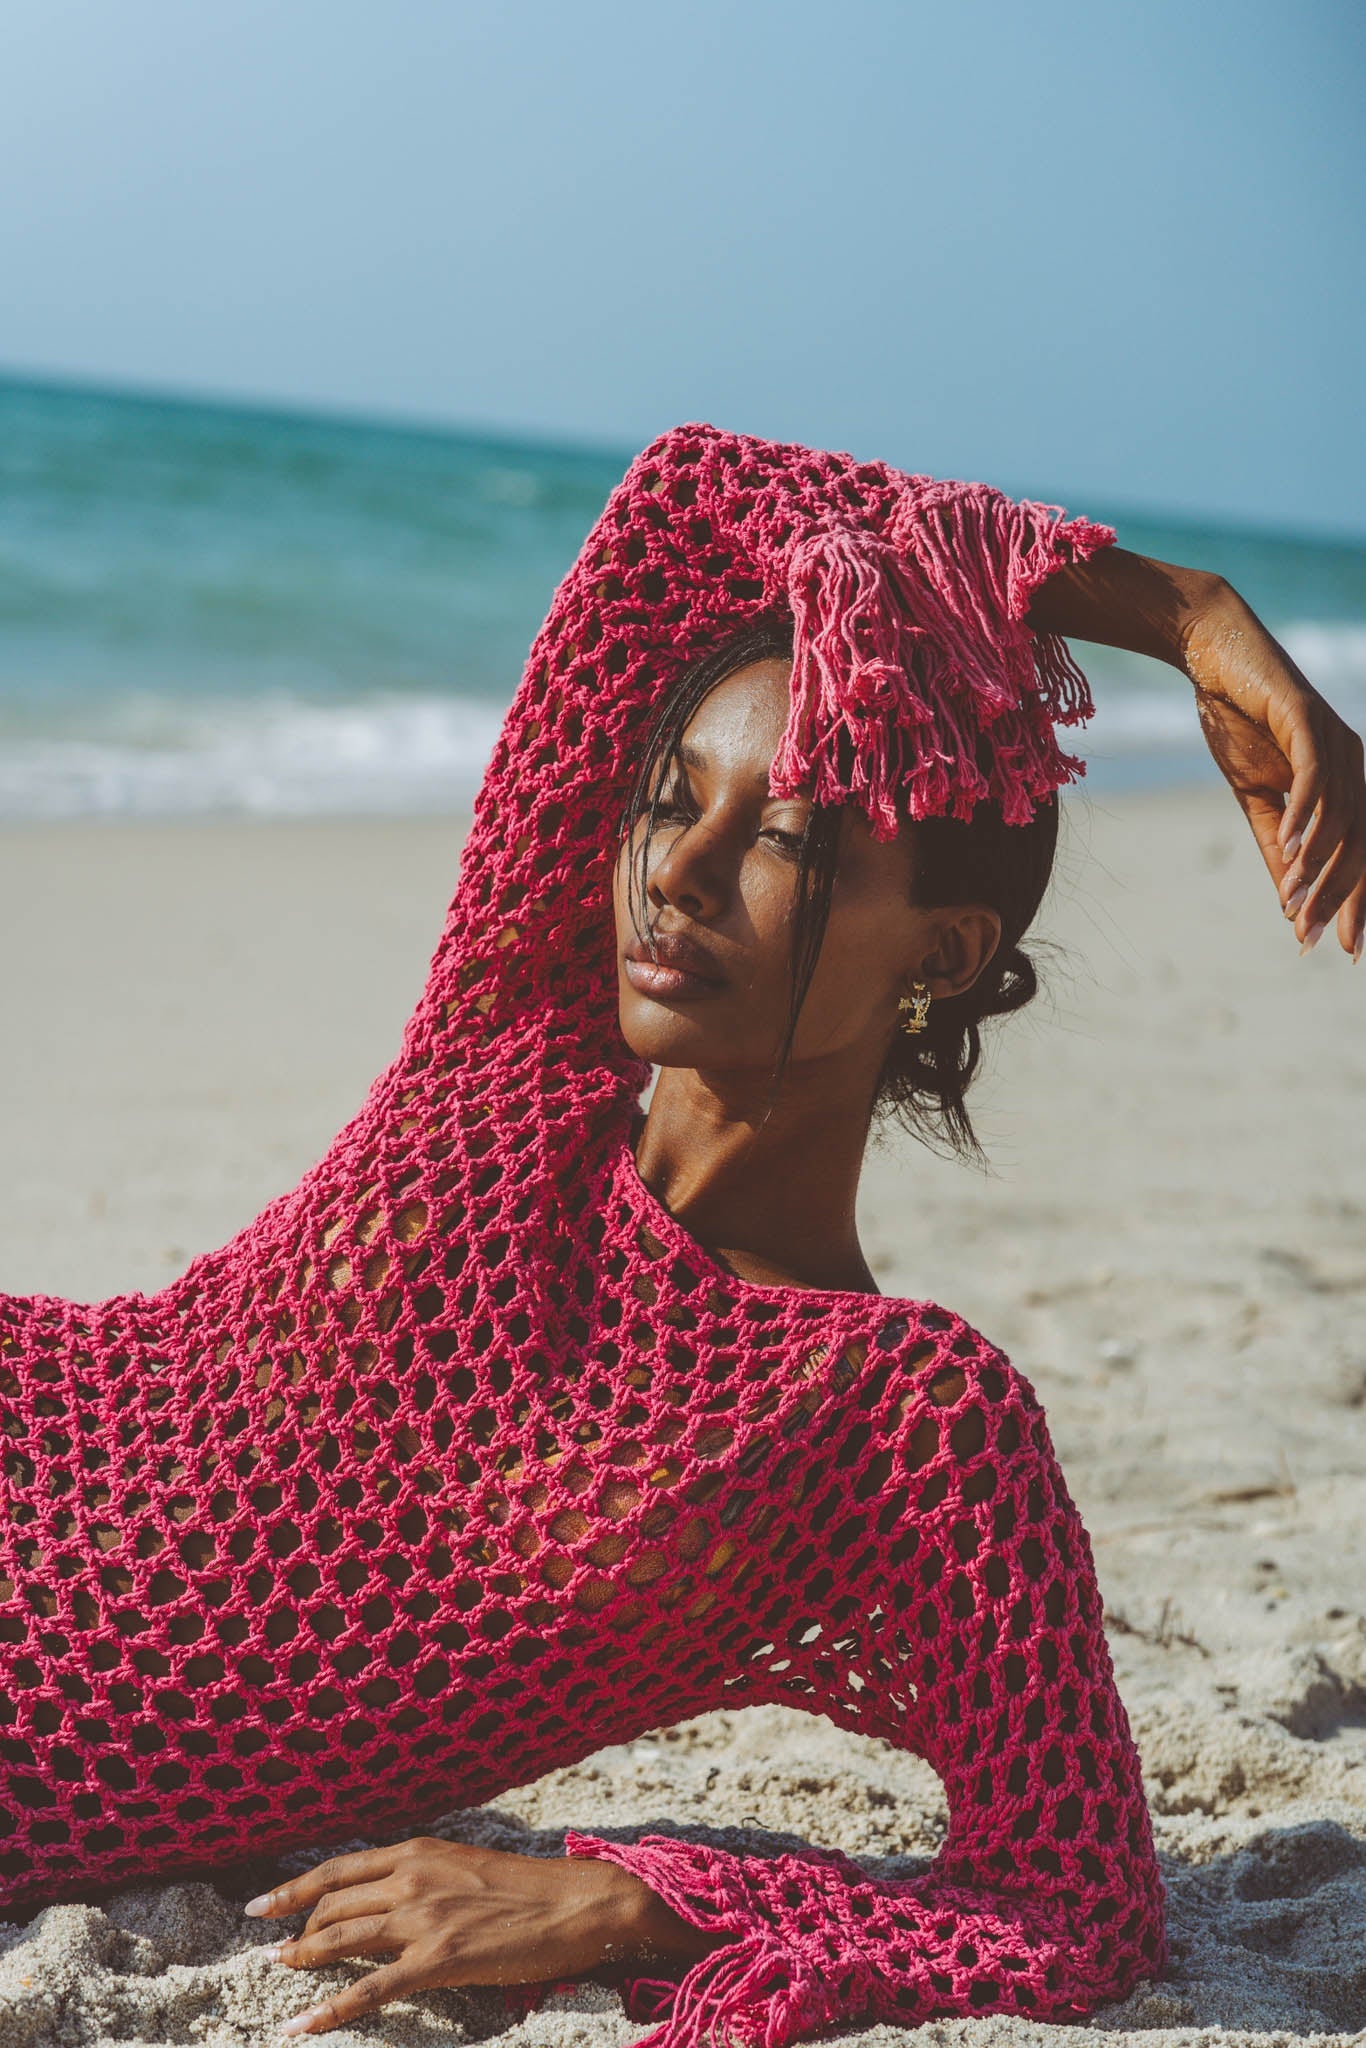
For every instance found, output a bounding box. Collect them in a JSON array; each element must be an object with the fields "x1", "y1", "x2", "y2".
[
  {"x1": 0, "y1": 694, "x2": 506, "y2": 821},
  {"x1": 0, "y1": 623, "x2": 1361, "y2": 821},
  {"x1": 1277, "y1": 619, "x2": 1366, "y2": 697}
]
